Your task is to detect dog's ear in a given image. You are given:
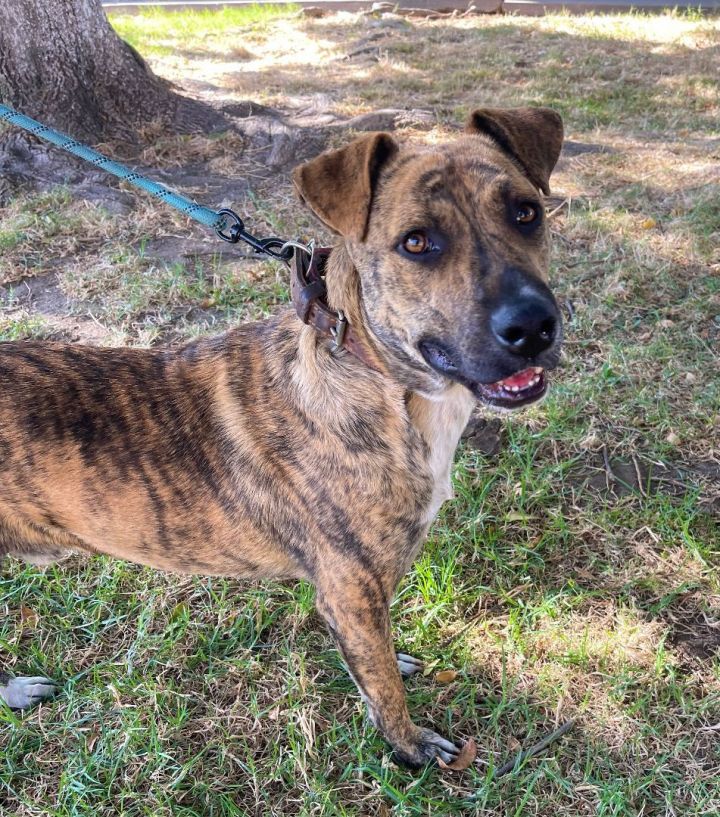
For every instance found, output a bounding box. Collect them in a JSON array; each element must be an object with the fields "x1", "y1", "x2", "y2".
[
  {"x1": 465, "y1": 107, "x2": 563, "y2": 195},
  {"x1": 293, "y1": 132, "x2": 399, "y2": 240}
]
